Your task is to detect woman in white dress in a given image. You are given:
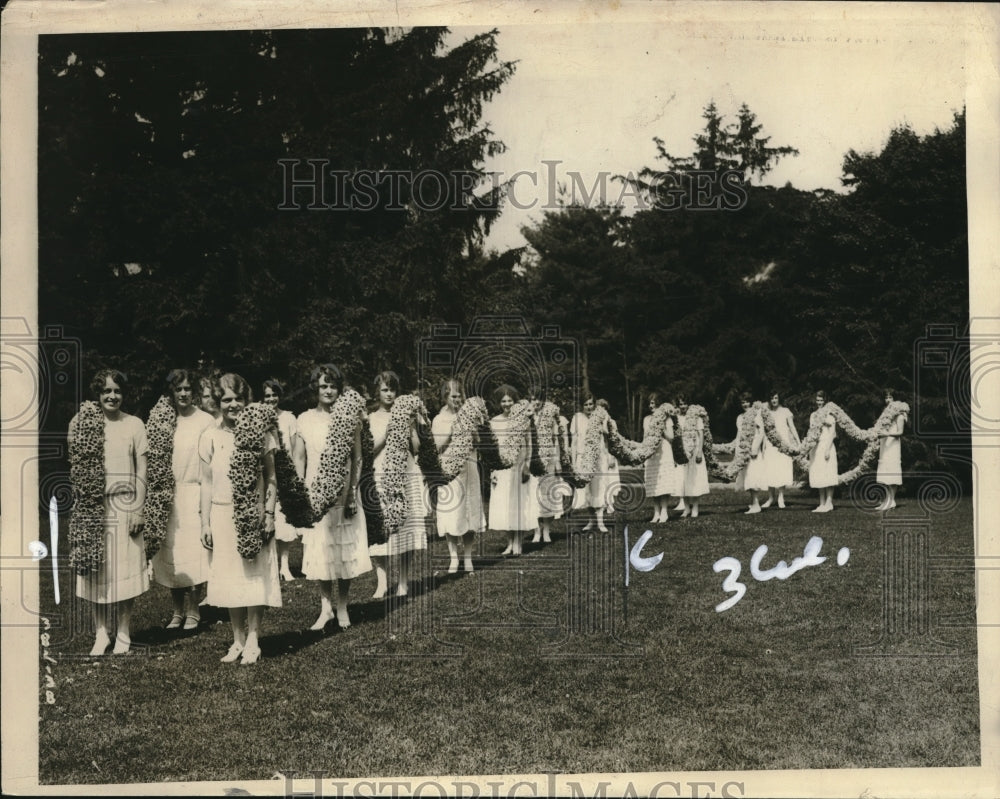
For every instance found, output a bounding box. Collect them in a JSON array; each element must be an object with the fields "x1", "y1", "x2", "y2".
[
  {"x1": 742, "y1": 395, "x2": 768, "y2": 515},
  {"x1": 199, "y1": 373, "x2": 281, "y2": 665},
  {"x1": 677, "y1": 395, "x2": 709, "y2": 518},
  {"x1": 432, "y1": 379, "x2": 482, "y2": 573},
  {"x1": 761, "y1": 391, "x2": 800, "y2": 509},
  {"x1": 807, "y1": 390, "x2": 838, "y2": 512},
  {"x1": 69, "y1": 369, "x2": 149, "y2": 656},
  {"x1": 151, "y1": 369, "x2": 214, "y2": 630},
  {"x1": 589, "y1": 399, "x2": 620, "y2": 528},
  {"x1": 489, "y1": 384, "x2": 533, "y2": 555},
  {"x1": 368, "y1": 370, "x2": 428, "y2": 598},
  {"x1": 262, "y1": 378, "x2": 305, "y2": 582},
  {"x1": 297, "y1": 365, "x2": 372, "y2": 629},
  {"x1": 643, "y1": 392, "x2": 676, "y2": 523},
  {"x1": 876, "y1": 388, "x2": 907, "y2": 511},
  {"x1": 569, "y1": 395, "x2": 595, "y2": 514},
  {"x1": 527, "y1": 387, "x2": 567, "y2": 544}
]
